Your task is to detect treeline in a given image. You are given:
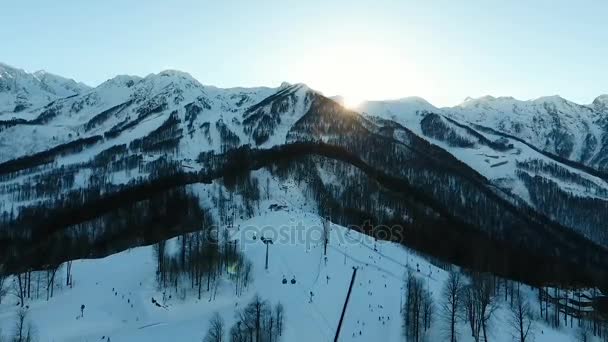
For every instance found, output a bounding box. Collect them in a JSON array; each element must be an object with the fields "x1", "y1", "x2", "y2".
[
  {"x1": 153, "y1": 226, "x2": 252, "y2": 301},
  {"x1": 130, "y1": 110, "x2": 183, "y2": 153},
  {"x1": 1, "y1": 181, "x2": 209, "y2": 275},
  {"x1": 421, "y1": 113, "x2": 476, "y2": 148},
  {"x1": 517, "y1": 158, "x2": 608, "y2": 197},
  {"x1": 216, "y1": 119, "x2": 241, "y2": 153},
  {"x1": 0, "y1": 147, "x2": 180, "y2": 207},
  {"x1": 243, "y1": 84, "x2": 311, "y2": 145},
  {"x1": 184, "y1": 96, "x2": 211, "y2": 133},
  {"x1": 472, "y1": 122, "x2": 608, "y2": 181},
  {"x1": 517, "y1": 170, "x2": 608, "y2": 246},
  {"x1": 84, "y1": 99, "x2": 133, "y2": 131},
  {"x1": 228, "y1": 295, "x2": 285, "y2": 342},
  {"x1": 202, "y1": 295, "x2": 285, "y2": 342},
  {"x1": 405, "y1": 269, "x2": 608, "y2": 342},
  {"x1": 220, "y1": 171, "x2": 261, "y2": 224},
  {"x1": 104, "y1": 95, "x2": 168, "y2": 138},
  {"x1": 0, "y1": 135, "x2": 103, "y2": 176}
]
